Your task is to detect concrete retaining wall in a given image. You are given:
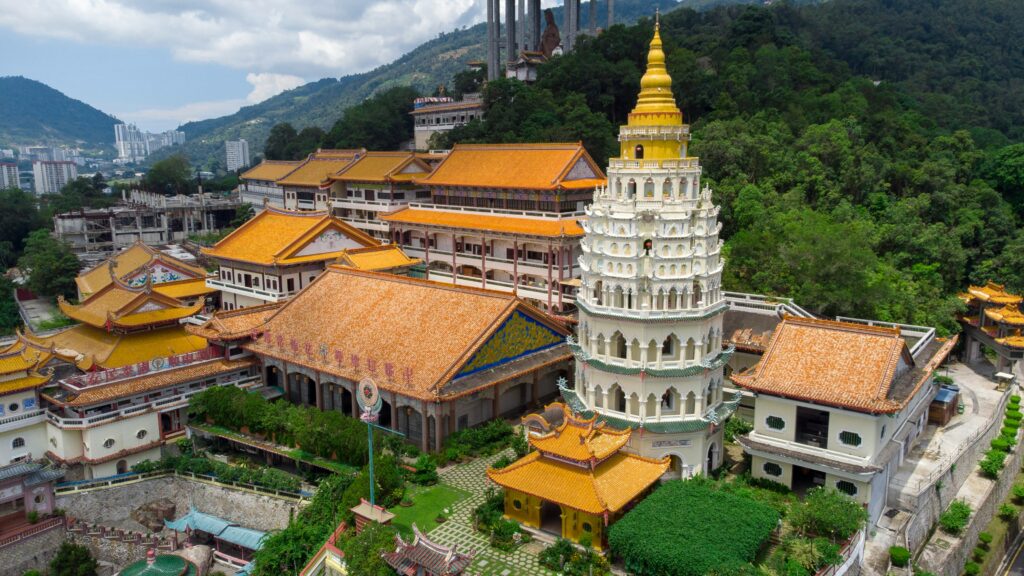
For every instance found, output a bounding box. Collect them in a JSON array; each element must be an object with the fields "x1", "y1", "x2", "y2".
[
  {"x1": 57, "y1": 475, "x2": 302, "y2": 532},
  {"x1": 918, "y1": 431, "x2": 1024, "y2": 576},
  {"x1": 0, "y1": 524, "x2": 66, "y2": 576},
  {"x1": 66, "y1": 531, "x2": 149, "y2": 569}
]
